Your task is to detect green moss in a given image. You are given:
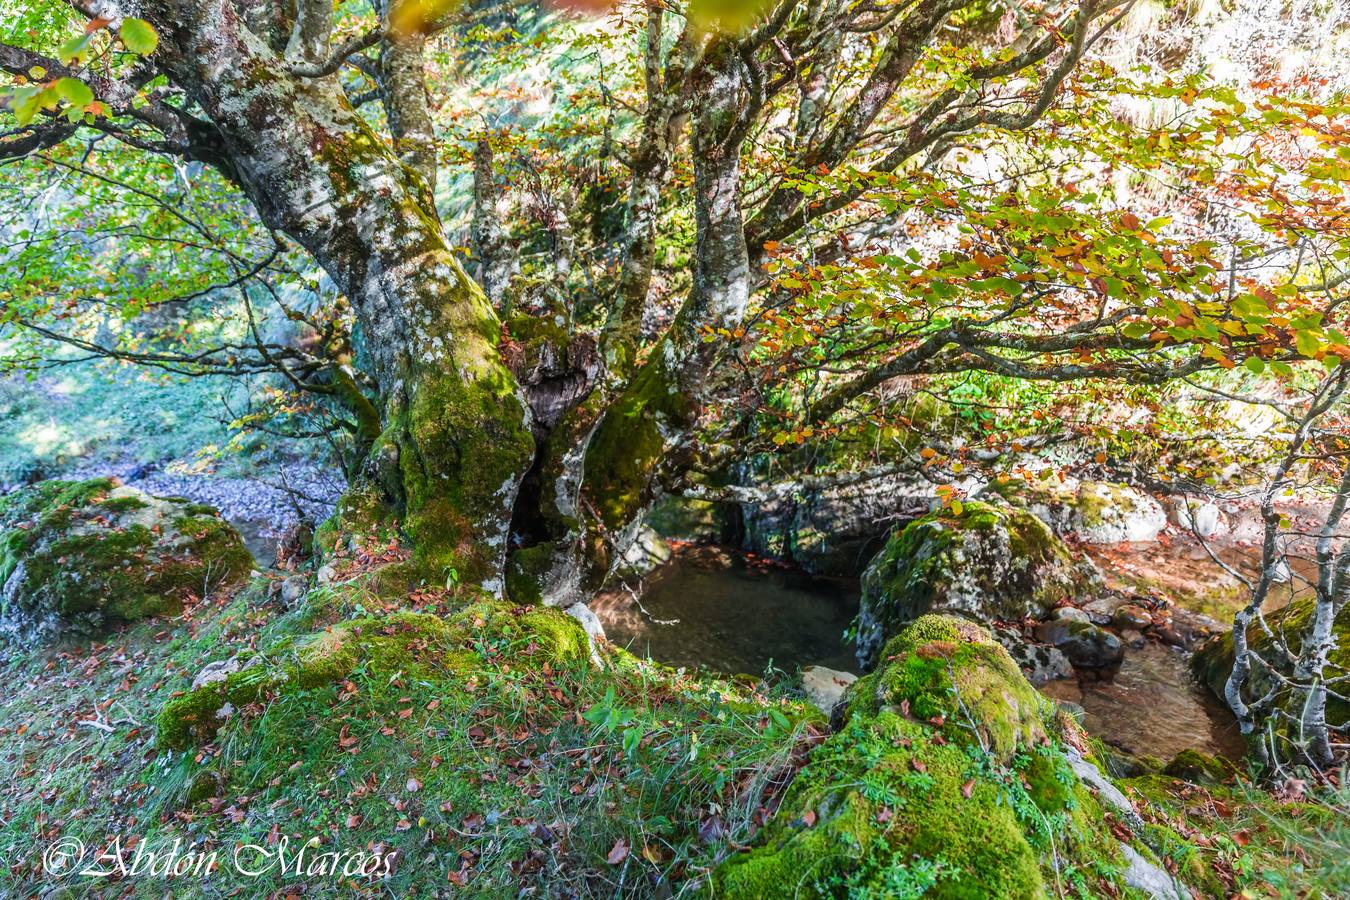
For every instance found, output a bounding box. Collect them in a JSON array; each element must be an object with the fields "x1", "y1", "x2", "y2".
[
  {"x1": 1021, "y1": 745, "x2": 1076, "y2": 813},
  {"x1": 184, "y1": 770, "x2": 225, "y2": 805},
  {"x1": 715, "y1": 714, "x2": 1047, "y2": 899},
  {"x1": 1121, "y1": 774, "x2": 1344, "y2": 898},
  {"x1": 506, "y1": 544, "x2": 554, "y2": 604},
  {"x1": 313, "y1": 483, "x2": 399, "y2": 563},
  {"x1": 1162, "y1": 749, "x2": 1235, "y2": 786},
  {"x1": 645, "y1": 495, "x2": 727, "y2": 540},
  {"x1": 395, "y1": 365, "x2": 534, "y2": 582},
  {"x1": 96, "y1": 494, "x2": 150, "y2": 513},
  {"x1": 582, "y1": 341, "x2": 693, "y2": 531},
  {"x1": 854, "y1": 615, "x2": 1052, "y2": 760},
  {"x1": 158, "y1": 611, "x2": 454, "y2": 749},
  {"x1": 504, "y1": 308, "x2": 569, "y2": 356},
  {"x1": 0, "y1": 478, "x2": 115, "y2": 582},
  {"x1": 855, "y1": 505, "x2": 1092, "y2": 668},
  {"x1": 1192, "y1": 595, "x2": 1350, "y2": 729},
  {"x1": 1073, "y1": 483, "x2": 1116, "y2": 528},
  {"x1": 716, "y1": 616, "x2": 1133, "y2": 898},
  {"x1": 1, "y1": 481, "x2": 252, "y2": 642},
  {"x1": 156, "y1": 602, "x2": 589, "y2": 750}
]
